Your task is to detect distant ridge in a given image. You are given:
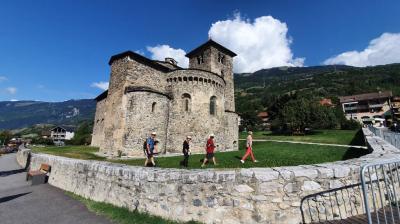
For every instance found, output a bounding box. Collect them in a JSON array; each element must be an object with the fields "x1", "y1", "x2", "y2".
[{"x1": 0, "y1": 99, "x2": 96, "y2": 130}]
